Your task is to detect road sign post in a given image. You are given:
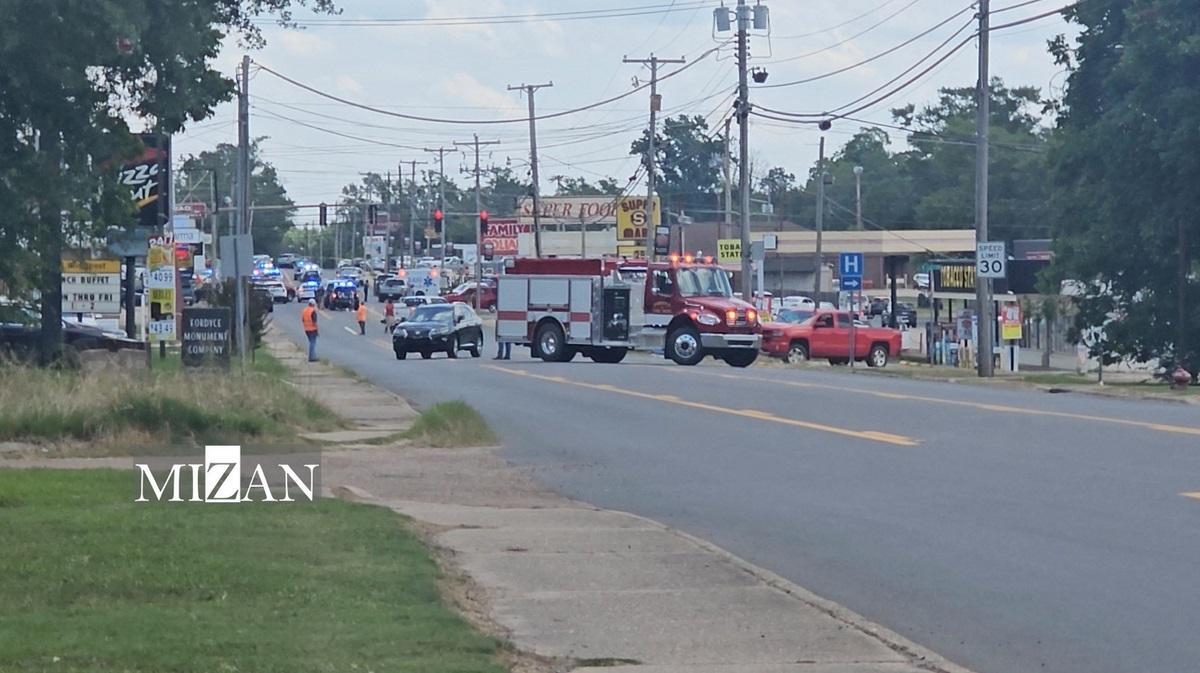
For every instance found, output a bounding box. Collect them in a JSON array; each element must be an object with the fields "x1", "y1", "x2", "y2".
[{"x1": 839, "y1": 253, "x2": 863, "y2": 368}]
